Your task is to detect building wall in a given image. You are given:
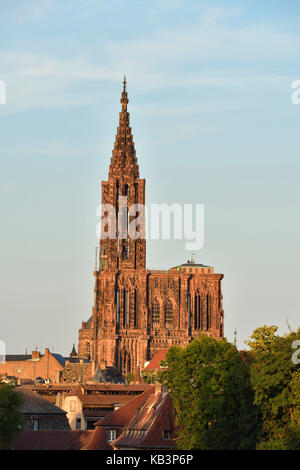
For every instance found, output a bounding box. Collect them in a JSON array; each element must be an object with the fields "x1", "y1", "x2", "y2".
[
  {"x1": 0, "y1": 350, "x2": 63, "y2": 382},
  {"x1": 62, "y1": 396, "x2": 85, "y2": 430},
  {"x1": 78, "y1": 269, "x2": 224, "y2": 375}
]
